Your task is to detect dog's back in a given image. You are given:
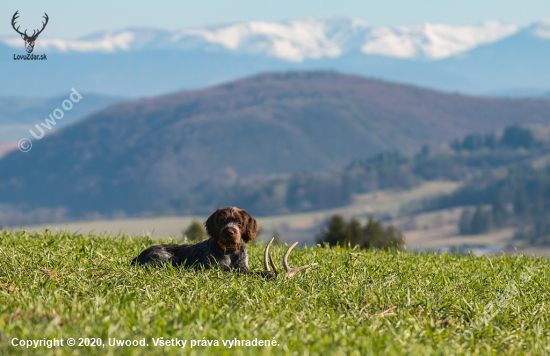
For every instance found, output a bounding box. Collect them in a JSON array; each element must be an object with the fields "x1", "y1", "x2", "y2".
[
  {"x1": 131, "y1": 239, "x2": 248, "y2": 269},
  {"x1": 131, "y1": 243, "x2": 192, "y2": 266}
]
